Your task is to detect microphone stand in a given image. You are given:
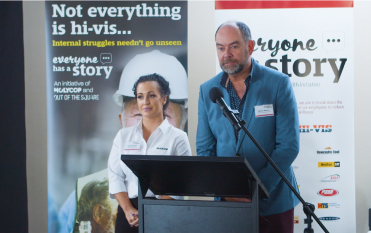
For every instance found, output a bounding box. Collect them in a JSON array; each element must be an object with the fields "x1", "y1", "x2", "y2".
[{"x1": 233, "y1": 117, "x2": 329, "y2": 233}]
